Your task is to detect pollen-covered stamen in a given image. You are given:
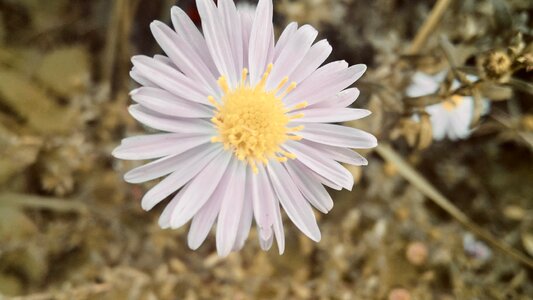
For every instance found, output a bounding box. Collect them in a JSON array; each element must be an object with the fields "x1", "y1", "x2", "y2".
[
  {"x1": 443, "y1": 95, "x2": 464, "y2": 111},
  {"x1": 210, "y1": 65, "x2": 304, "y2": 173}
]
